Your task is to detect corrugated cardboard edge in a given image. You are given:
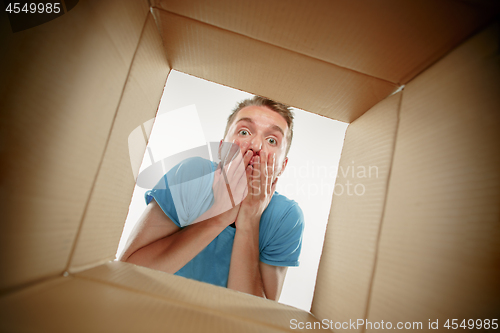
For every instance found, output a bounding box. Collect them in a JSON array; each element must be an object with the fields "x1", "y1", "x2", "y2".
[
  {"x1": 151, "y1": 0, "x2": 497, "y2": 85},
  {"x1": 366, "y1": 21, "x2": 500, "y2": 326},
  {"x1": 1, "y1": 262, "x2": 323, "y2": 332},
  {"x1": 152, "y1": 8, "x2": 398, "y2": 124},
  {"x1": 67, "y1": 11, "x2": 170, "y2": 273},
  {"x1": 77, "y1": 261, "x2": 322, "y2": 331},
  {"x1": 311, "y1": 92, "x2": 402, "y2": 332},
  {"x1": 0, "y1": 0, "x2": 150, "y2": 292}
]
